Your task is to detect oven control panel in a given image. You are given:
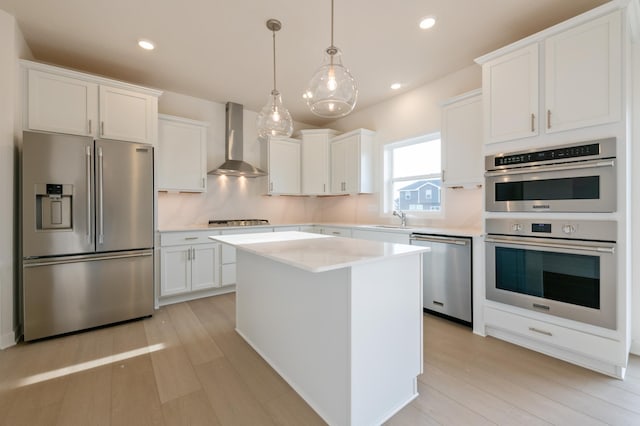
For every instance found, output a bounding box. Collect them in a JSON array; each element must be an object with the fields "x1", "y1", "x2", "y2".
[{"x1": 486, "y1": 218, "x2": 615, "y2": 241}]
